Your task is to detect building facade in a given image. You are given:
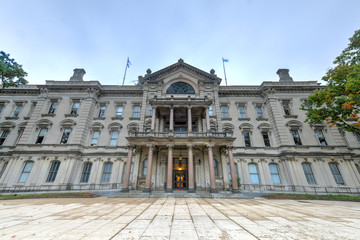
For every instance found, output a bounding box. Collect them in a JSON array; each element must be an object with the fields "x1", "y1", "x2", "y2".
[{"x1": 1, "y1": 59, "x2": 360, "y2": 193}]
